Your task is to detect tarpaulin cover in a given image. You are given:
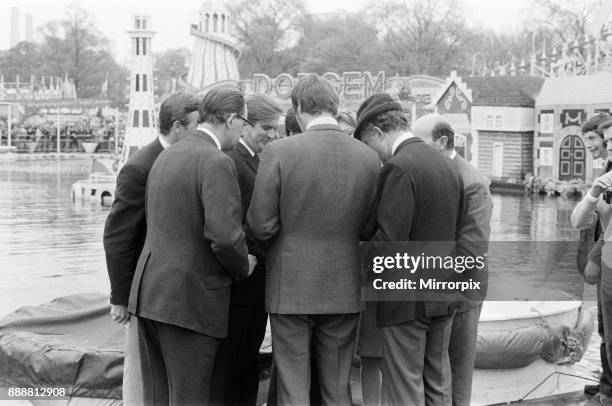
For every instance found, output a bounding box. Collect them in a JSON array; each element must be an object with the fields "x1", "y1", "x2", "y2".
[
  {"x1": 475, "y1": 305, "x2": 595, "y2": 369},
  {"x1": 0, "y1": 294, "x2": 124, "y2": 399}
]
